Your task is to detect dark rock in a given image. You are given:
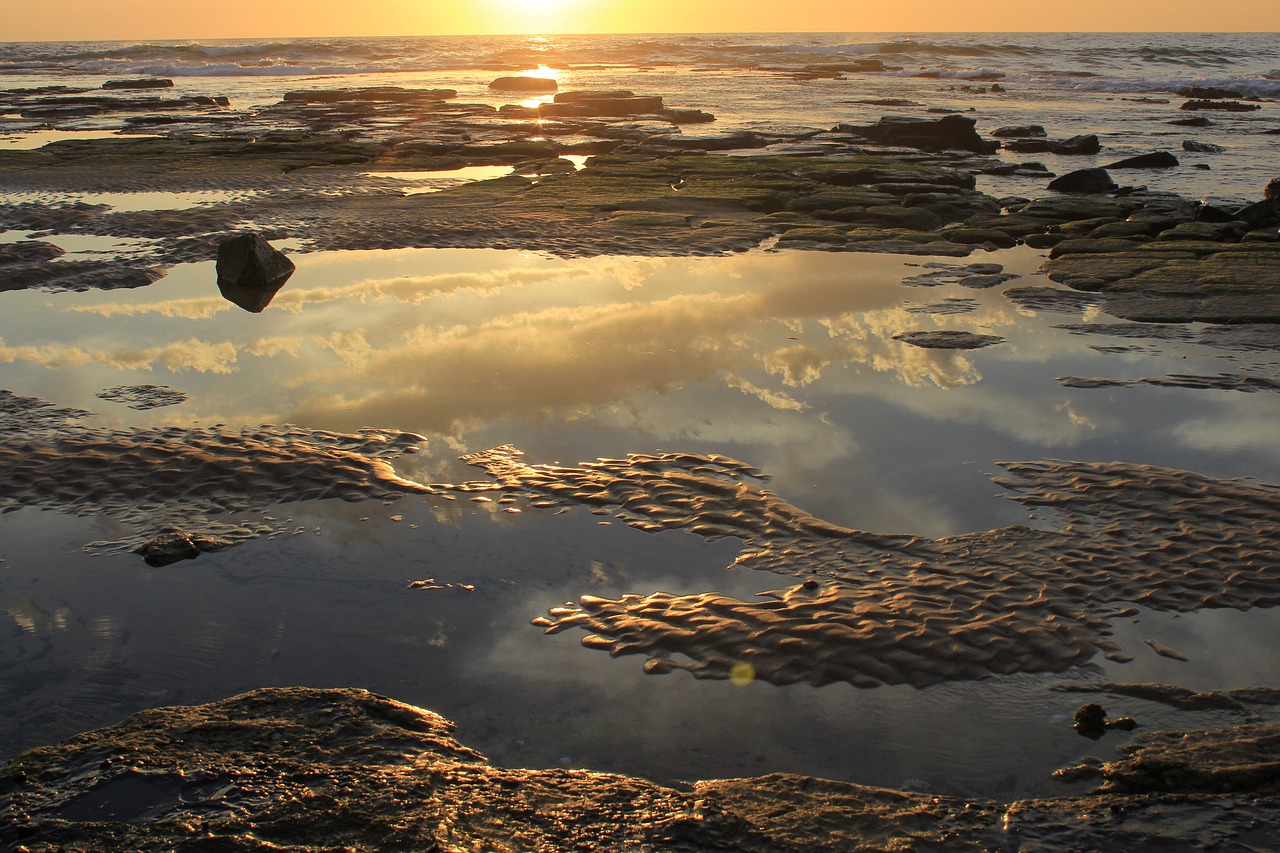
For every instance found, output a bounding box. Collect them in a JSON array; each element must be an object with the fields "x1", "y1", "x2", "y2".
[
  {"x1": 282, "y1": 87, "x2": 457, "y2": 103},
  {"x1": 190, "y1": 95, "x2": 231, "y2": 107},
  {"x1": 1103, "y1": 151, "x2": 1179, "y2": 169},
  {"x1": 489, "y1": 76, "x2": 558, "y2": 92},
  {"x1": 653, "y1": 131, "x2": 766, "y2": 151},
  {"x1": 1048, "y1": 168, "x2": 1118, "y2": 194},
  {"x1": 992, "y1": 124, "x2": 1047, "y2": 138},
  {"x1": 1234, "y1": 200, "x2": 1280, "y2": 229},
  {"x1": 134, "y1": 530, "x2": 229, "y2": 567},
  {"x1": 102, "y1": 78, "x2": 174, "y2": 90},
  {"x1": 1180, "y1": 99, "x2": 1261, "y2": 112},
  {"x1": 1196, "y1": 204, "x2": 1242, "y2": 223},
  {"x1": 1170, "y1": 116, "x2": 1213, "y2": 127},
  {"x1": 1053, "y1": 134, "x2": 1102, "y2": 155},
  {"x1": 1001, "y1": 138, "x2": 1055, "y2": 153},
  {"x1": 1176, "y1": 86, "x2": 1244, "y2": 99},
  {"x1": 1266, "y1": 178, "x2": 1280, "y2": 202},
  {"x1": 1074, "y1": 703, "x2": 1109, "y2": 740},
  {"x1": 660, "y1": 108, "x2": 716, "y2": 124},
  {"x1": 835, "y1": 114, "x2": 998, "y2": 155},
  {"x1": 1182, "y1": 140, "x2": 1226, "y2": 154},
  {"x1": 215, "y1": 234, "x2": 296, "y2": 313},
  {"x1": 539, "y1": 90, "x2": 664, "y2": 116}
]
